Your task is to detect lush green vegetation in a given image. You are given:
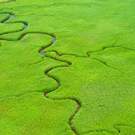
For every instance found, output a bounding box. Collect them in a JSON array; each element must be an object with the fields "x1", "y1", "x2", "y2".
[{"x1": 0, "y1": 0, "x2": 135, "y2": 135}]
